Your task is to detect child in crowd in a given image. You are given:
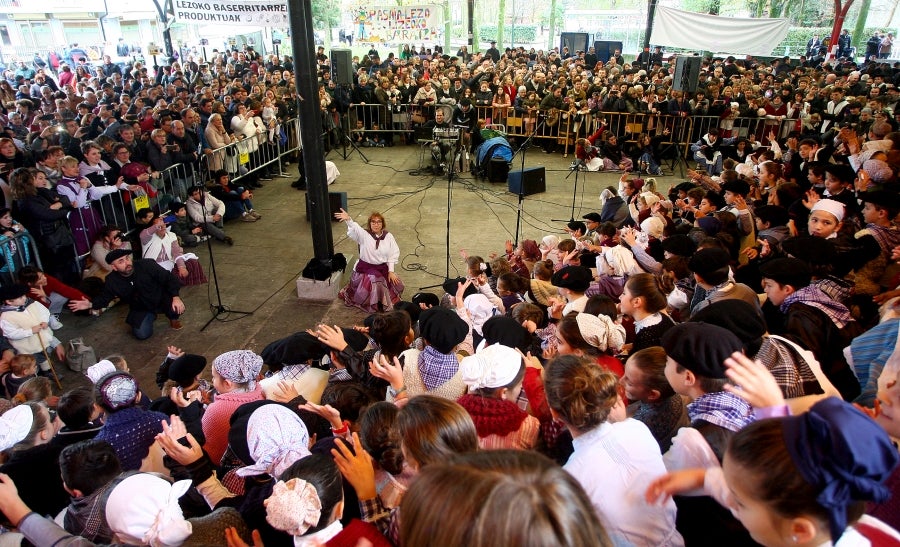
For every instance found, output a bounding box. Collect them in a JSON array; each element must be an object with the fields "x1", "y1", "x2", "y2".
[
  {"x1": 0, "y1": 283, "x2": 64, "y2": 377},
  {"x1": 0, "y1": 354, "x2": 37, "y2": 399}
]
